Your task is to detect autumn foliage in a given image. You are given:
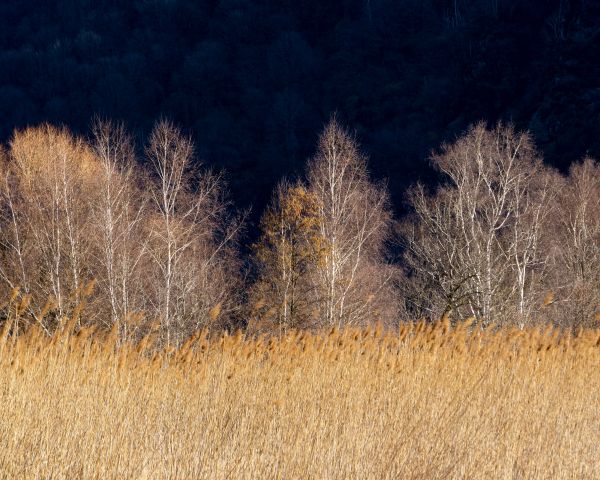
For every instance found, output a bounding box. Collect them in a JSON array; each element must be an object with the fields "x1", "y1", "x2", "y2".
[{"x1": 251, "y1": 183, "x2": 326, "y2": 332}]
